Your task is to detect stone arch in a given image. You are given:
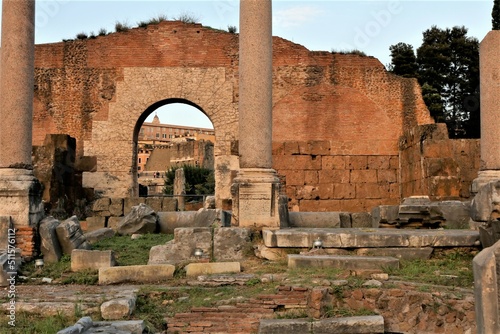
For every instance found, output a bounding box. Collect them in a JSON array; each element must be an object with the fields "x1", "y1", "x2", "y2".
[
  {"x1": 131, "y1": 98, "x2": 214, "y2": 195},
  {"x1": 82, "y1": 67, "x2": 239, "y2": 206}
]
